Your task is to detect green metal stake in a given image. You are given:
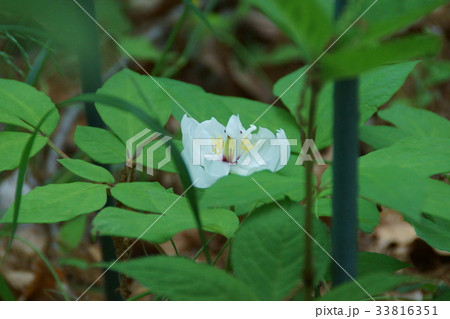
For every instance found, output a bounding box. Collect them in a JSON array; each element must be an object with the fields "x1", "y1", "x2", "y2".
[{"x1": 331, "y1": 0, "x2": 359, "y2": 286}]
